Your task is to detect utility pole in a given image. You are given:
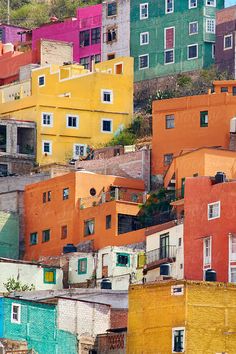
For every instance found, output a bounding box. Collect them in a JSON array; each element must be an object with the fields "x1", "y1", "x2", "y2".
[{"x1": 7, "y1": 0, "x2": 10, "y2": 24}]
